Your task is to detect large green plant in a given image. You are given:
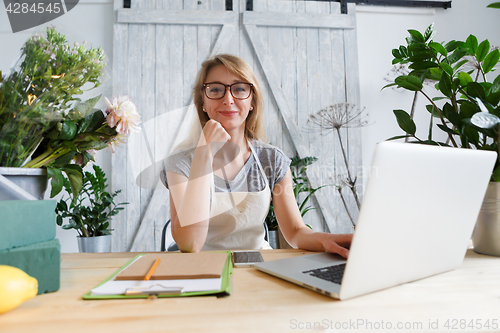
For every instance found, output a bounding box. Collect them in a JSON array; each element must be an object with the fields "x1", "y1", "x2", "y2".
[
  {"x1": 384, "y1": 23, "x2": 500, "y2": 180},
  {"x1": 55, "y1": 164, "x2": 127, "y2": 237},
  {"x1": 265, "y1": 156, "x2": 324, "y2": 231}
]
